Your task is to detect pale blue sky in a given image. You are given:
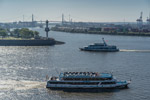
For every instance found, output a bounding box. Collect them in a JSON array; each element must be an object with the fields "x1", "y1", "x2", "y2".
[{"x1": 0, "y1": 0, "x2": 150, "y2": 22}]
